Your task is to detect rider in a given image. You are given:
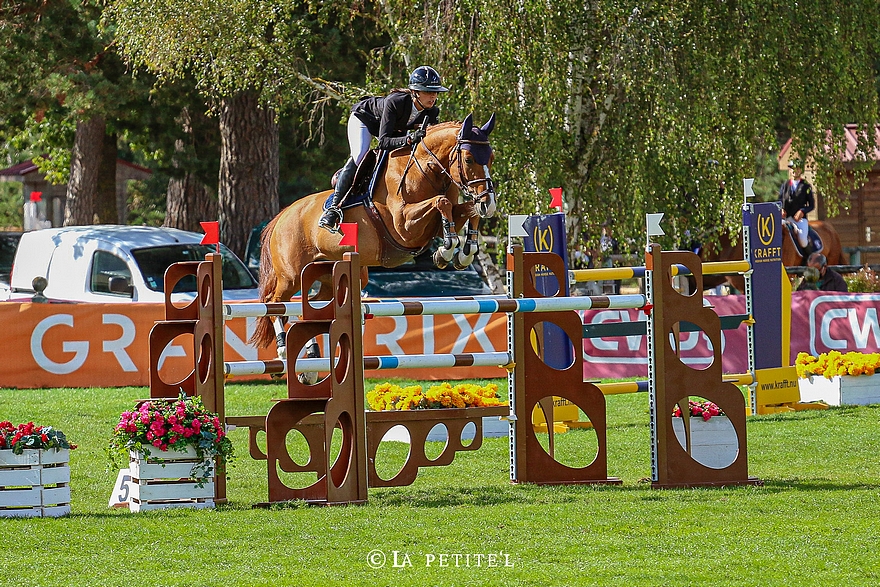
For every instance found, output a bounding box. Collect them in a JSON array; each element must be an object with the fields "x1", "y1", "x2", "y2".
[
  {"x1": 318, "y1": 66, "x2": 449, "y2": 234},
  {"x1": 778, "y1": 158, "x2": 815, "y2": 255}
]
